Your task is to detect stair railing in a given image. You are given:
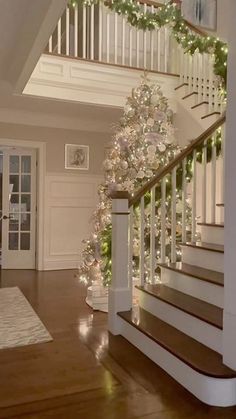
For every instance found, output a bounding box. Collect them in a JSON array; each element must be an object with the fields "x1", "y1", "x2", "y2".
[
  {"x1": 109, "y1": 114, "x2": 225, "y2": 334},
  {"x1": 46, "y1": 1, "x2": 174, "y2": 73}
]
